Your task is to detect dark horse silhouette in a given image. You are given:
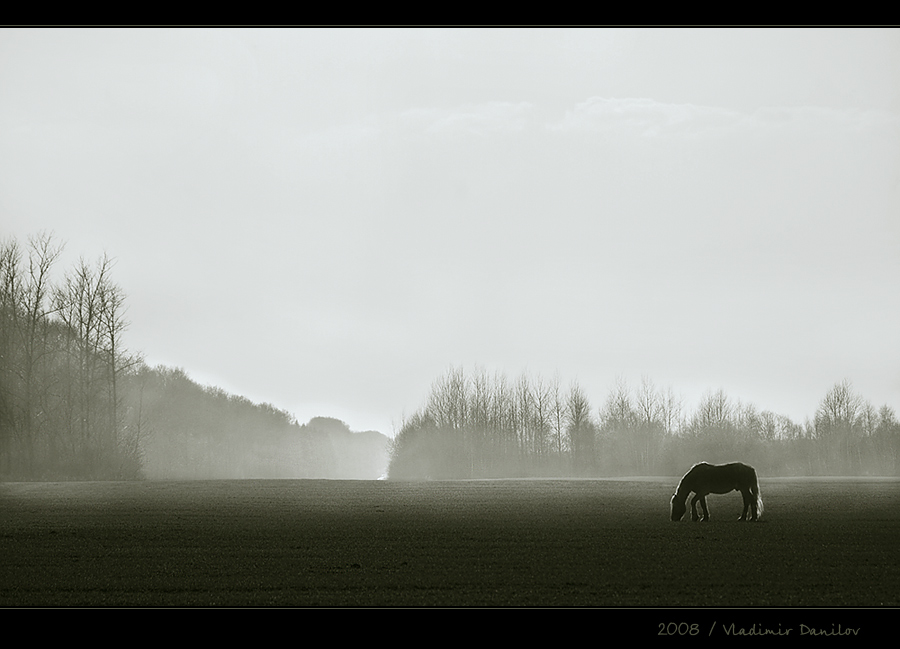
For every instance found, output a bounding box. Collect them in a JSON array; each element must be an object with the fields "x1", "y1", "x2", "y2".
[{"x1": 670, "y1": 462, "x2": 763, "y2": 522}]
